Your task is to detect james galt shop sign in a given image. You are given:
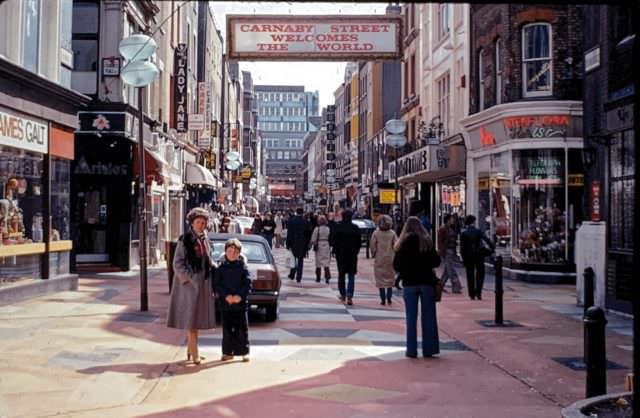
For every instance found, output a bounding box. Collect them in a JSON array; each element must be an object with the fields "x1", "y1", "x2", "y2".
[
  {"x1": 227, "y1": 15, "x2": 402, "y2": 61},
  {"x1": 0, "y1": 107, "x2": 48, "y2": 154}
]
